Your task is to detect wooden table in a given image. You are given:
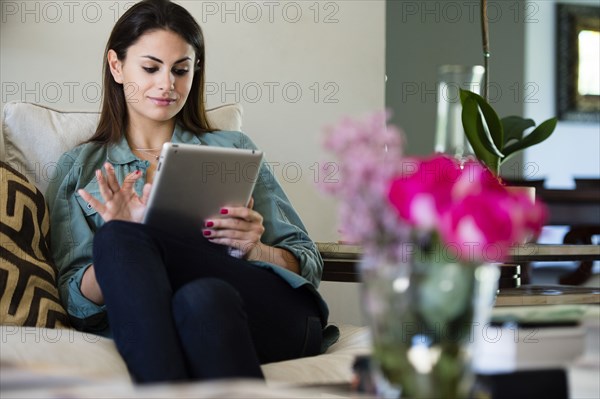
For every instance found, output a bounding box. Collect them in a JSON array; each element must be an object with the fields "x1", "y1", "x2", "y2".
[
  {"x1": 318, "y1": 242, "x2": 600, "y2": 282},
  {"x1": 317, "y1": 242, "x2": 600, "y2": 305},
  {"x1": 494, "y1": 285, "x2": 600, "y2": 306}
]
